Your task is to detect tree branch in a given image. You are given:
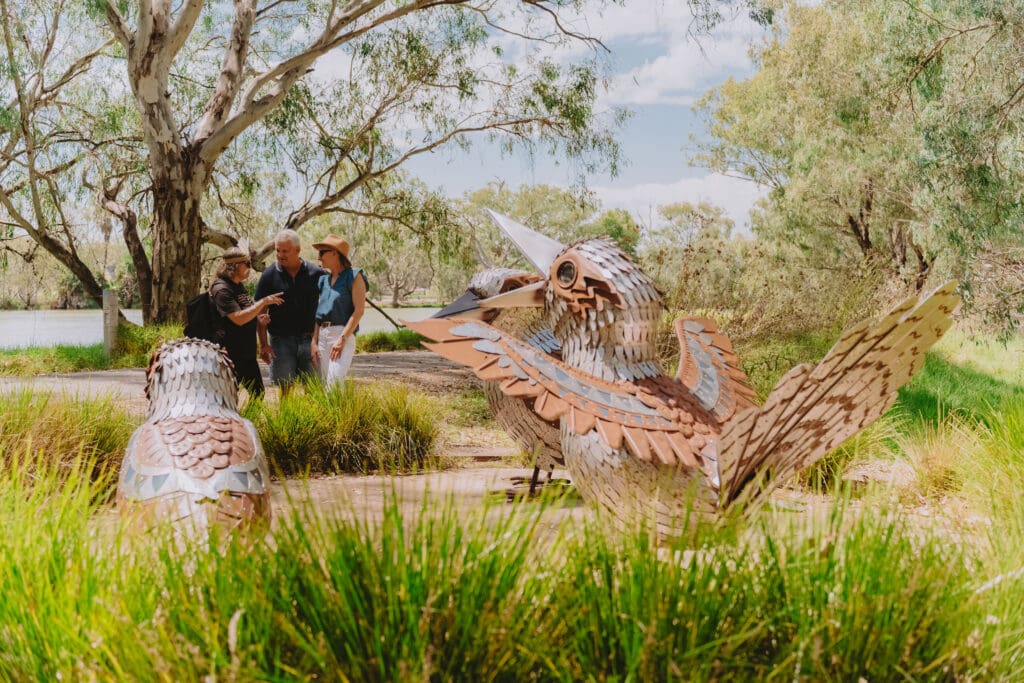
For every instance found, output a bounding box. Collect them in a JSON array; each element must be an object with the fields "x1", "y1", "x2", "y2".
[
  {"x1": 195, "y1": 0, "x2": 257, "y2": 142},
  {"x1": 103, "y1": 0, "x2": 133, "y2": 48},
  {"x1": 164, "y1": 0, "x2": 206, "y2": 64}
]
